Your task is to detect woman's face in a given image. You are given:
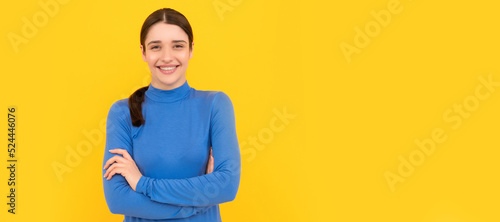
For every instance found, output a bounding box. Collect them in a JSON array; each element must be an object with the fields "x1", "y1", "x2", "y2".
[{"x1": 141, "y1": 23, "x2": 193, "y2": 90}]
